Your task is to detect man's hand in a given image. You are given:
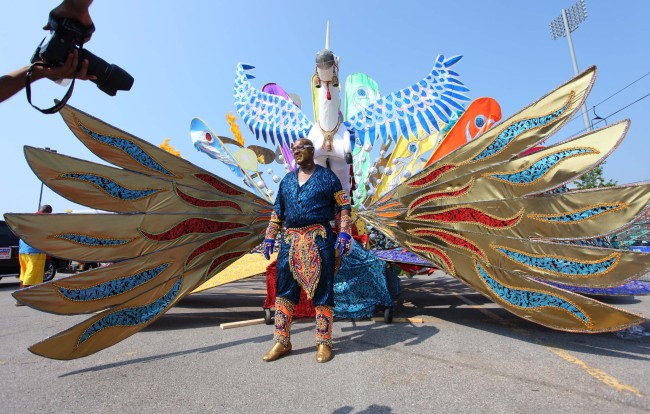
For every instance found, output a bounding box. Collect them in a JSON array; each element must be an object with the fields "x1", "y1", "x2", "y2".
[
  {"x1": 34, "y1": 49, "x2": 96, "y2": 82},
  {"x1": 0, "y1": 50, "x2": 94, "y2": 104},
  {"x1": 263, "y1": 239, "x2": 276, "y2": 260},
  {"x1": 45, "y1": 0, "x2": 94, "y2": 42},
  {"x1": 334, "y1": 232, "x2": 352, "y2": 257}
]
